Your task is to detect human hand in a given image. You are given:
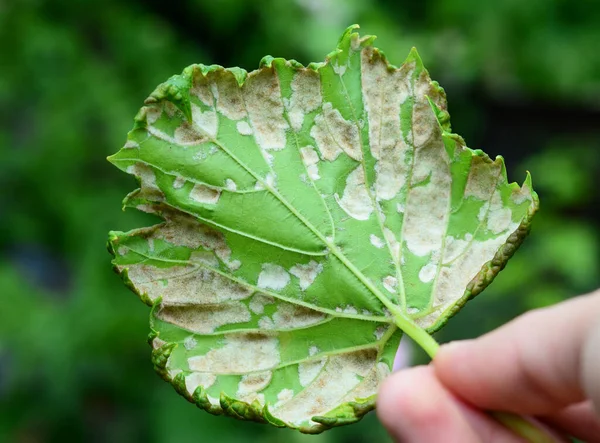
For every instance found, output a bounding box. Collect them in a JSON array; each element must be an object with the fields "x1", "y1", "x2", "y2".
[{"x1": 377, "y1": 290, "x2": 600, "y2": 442}]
